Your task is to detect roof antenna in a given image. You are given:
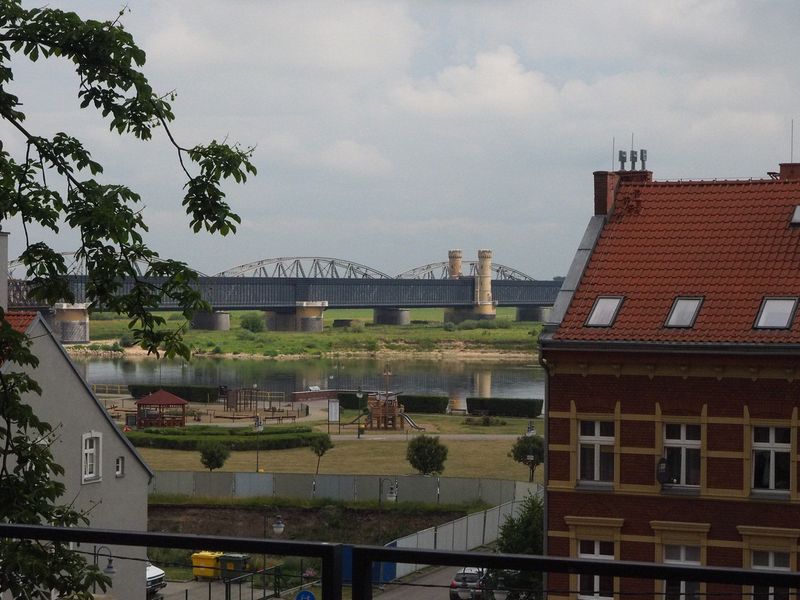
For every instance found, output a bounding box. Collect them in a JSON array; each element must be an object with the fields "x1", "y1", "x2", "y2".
[
  {"x1": 629, "y1": 133, "x2": 638, "y2": 170},
  {"x1": 611, "y1": 136, "x2": 615, "y2": 171},
  {"x1": 618, "y1": 150, "x2": 627, "y2": 170}
]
